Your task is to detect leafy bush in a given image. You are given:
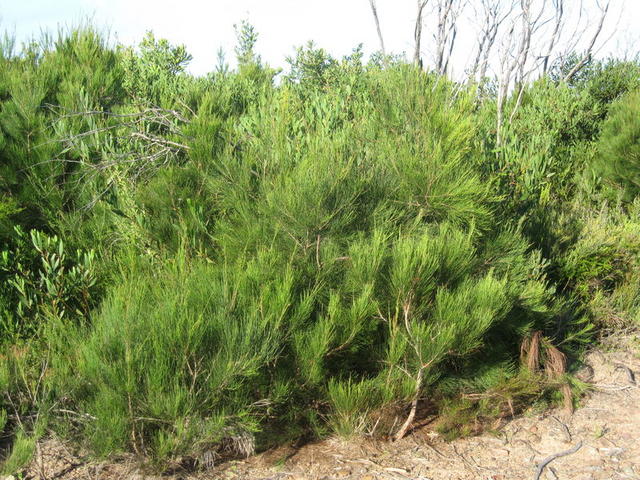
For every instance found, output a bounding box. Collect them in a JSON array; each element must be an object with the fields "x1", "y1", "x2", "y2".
[
  {"x1": 59, "y1": 253, "x2": 289, "y2": 461},
  {"x1": 1, "y1": 429, "x2": 37, "y2": 475},
  {"x1": 560, "y1": 200, "x2": 640, "y2": 328},
  {"x1": 0, "y1": 23, "x2": 638, "y2": 472},
  {"x1": 29, "y1": 66, "x2": 566, "y2": 465},
  {"x1": 0, "y1": 228, "x2": 98, "y2": 340},
  {"x1": 121, "y1": 31, "x2": 192, "y2": 105},
  {"x1": 592, "y1": 89, "x2": 640, "y2": 201}
]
